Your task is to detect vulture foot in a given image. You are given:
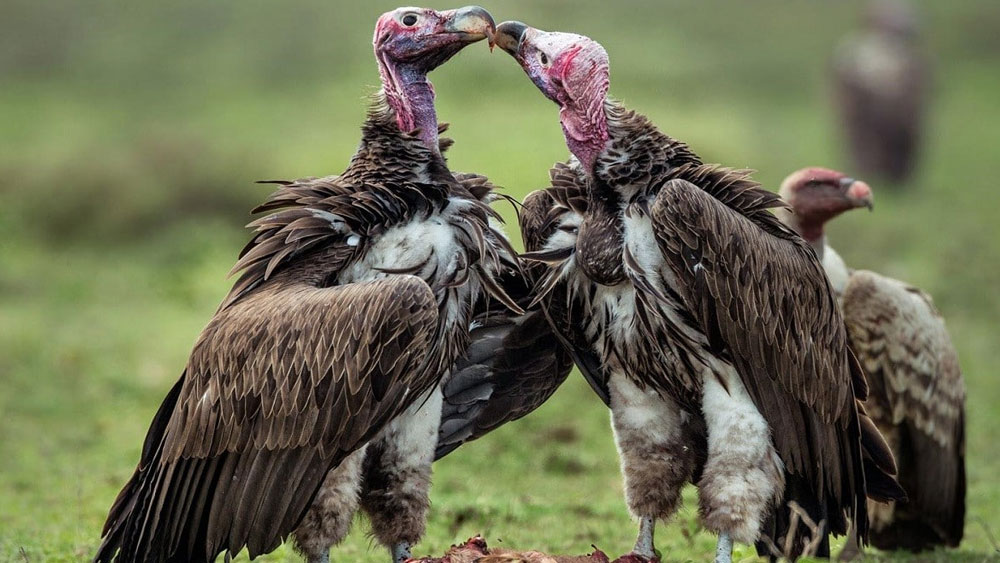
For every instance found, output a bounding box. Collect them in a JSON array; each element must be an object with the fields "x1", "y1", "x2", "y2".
[
  {"x1": 306, "y1": 552, "x2": 330, "y2": 563},
  {"x1": 714, "y1": 532, "x2": 733, "y2": 563}
]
